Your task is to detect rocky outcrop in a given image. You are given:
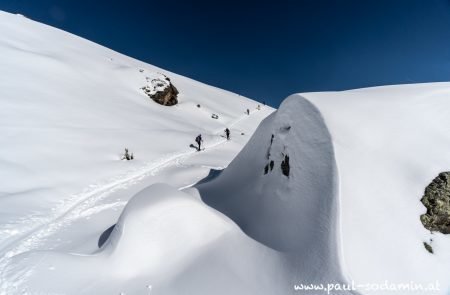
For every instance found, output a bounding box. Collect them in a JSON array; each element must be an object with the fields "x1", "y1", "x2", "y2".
[
  {"x1": 420, "y1": 172, "x2": 450, "y2": 234},
  {"x1": 281, "y1": 154, "x2": 290, "y2": 177},
  {"x1": 142, "y1": 74, "x2": 178, "y2": 106}
]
